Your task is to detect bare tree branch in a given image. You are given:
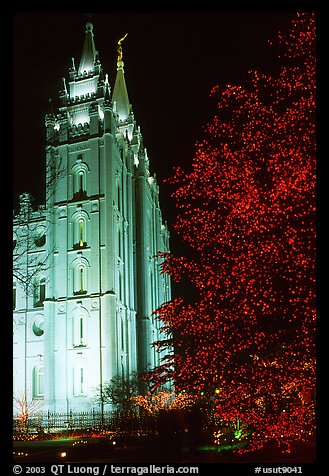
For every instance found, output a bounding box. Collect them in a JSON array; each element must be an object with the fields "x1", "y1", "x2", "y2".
[{"x1": 13, "y1": 147, "x2": 66, "y2": 295}]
